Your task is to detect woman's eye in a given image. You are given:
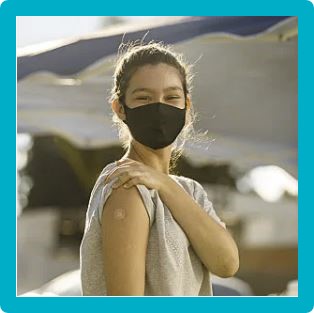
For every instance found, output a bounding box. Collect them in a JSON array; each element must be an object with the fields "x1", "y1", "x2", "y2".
[
  {"x1": 167, "y1": 96, "x2": 180, "y2": 100},
  {"x1": 135, "y1": 96, "x2": 180, "y2": 101}
]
